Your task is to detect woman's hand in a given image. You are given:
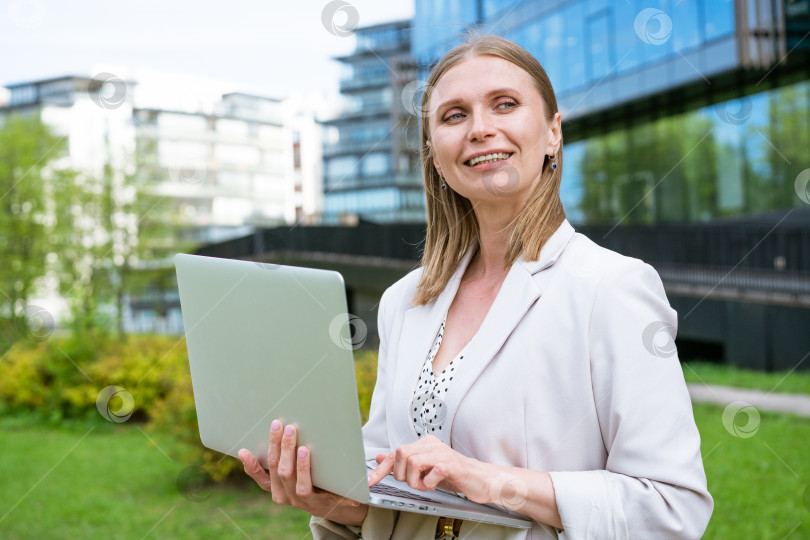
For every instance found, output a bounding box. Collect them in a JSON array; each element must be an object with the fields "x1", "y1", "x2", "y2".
[
  {"x1": 367, "y1": 435, "x2": 492, "y2": 505},
  {"x1": 367, "y1": 436, "x2": 562, "y2": 528},
  {"x1": 239, "y1": 419, "x2": 368, "y2": 527}
]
